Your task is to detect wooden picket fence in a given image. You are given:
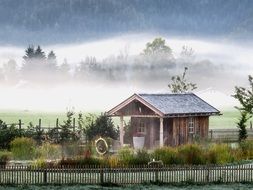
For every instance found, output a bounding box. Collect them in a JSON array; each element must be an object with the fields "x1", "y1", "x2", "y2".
[{"x1": 0, "y1": 164, "x2": 253, "y2": 185}]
